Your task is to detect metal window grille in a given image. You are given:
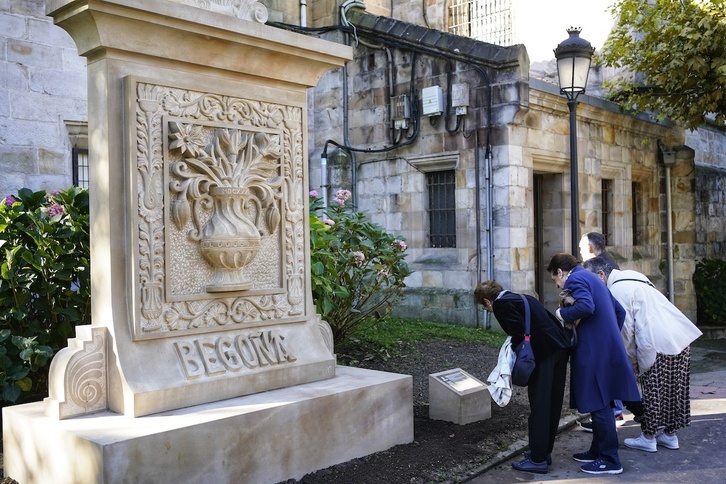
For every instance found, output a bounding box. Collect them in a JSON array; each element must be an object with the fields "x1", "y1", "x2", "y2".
[
  {"x1": 601, "y1": 179, "x2": 613, "y2": 244},
  {"x1": 448, "y1": 0, "x2": 517, "y2": 47},
  {"x1": 72, "y1": 147, "x2": 89, "y2": 189},
  {"x1": 632, "y1": 182, "x2": 641, "y2": 246},
  {"x1": 427, "y1": 170, "x2": 456, "y2": 248}
]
